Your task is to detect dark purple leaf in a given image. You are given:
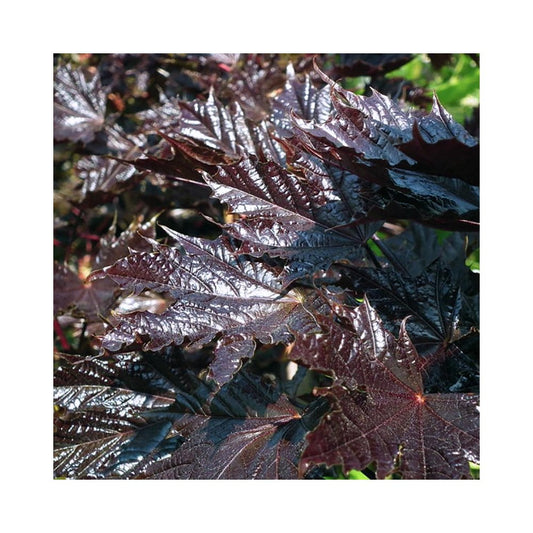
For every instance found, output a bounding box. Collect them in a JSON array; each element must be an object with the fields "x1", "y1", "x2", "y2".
[
  {"x1": 92, "y1": 229, "x2": 323, "y2": 384},
  {"x1": 382, "y1": 222, "x2": 471, "y2": 277},
  {"x1": 74, "y1": 155, "x2": 141, "y2": 205},
  {"x1": 54, "y1": 64, "x2": 107, "y2": 144},
  {"x1": 54, "y1": 217, "x2": 156, "y2": 322},
  {"x1": 53, "y1": 351, "x2": 212, "y2": 479},
  {"x1": 135, "y1": 96, "x2": 183, "y2": 133},
  {"x1": 53, "y1": 54, "x2": 480, "y2": 481},
  {"x1": 135, "y1": 89, "x2": 286, "y2": 174},
  {"x1": 203, "y1": 156, "x2": 380, "y2": 279},
  {"x1": 398, "y1": 98, "x2": 479, "y2": 185},
  {"x1": 287, "y1": 65, "x2": 479, "y2": 228},
  {"x1": 54, "y1": 383, "x2": 175, "y2": 478},
  {"x1": 344, "y1": 262, "x2": 464, "y2": 355},
  {"x1": 160, "y1": 89, "x2": 255, "y2": 164},
  {"x1": 293, "y1": 299, "x2": 479, "y2": 479},
  {"x1": 271, "y1": 63, "x2": 332, "y2": 138},
  {"x1": 144, "y1": 368, "x2": 328, "y2": 479}
]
